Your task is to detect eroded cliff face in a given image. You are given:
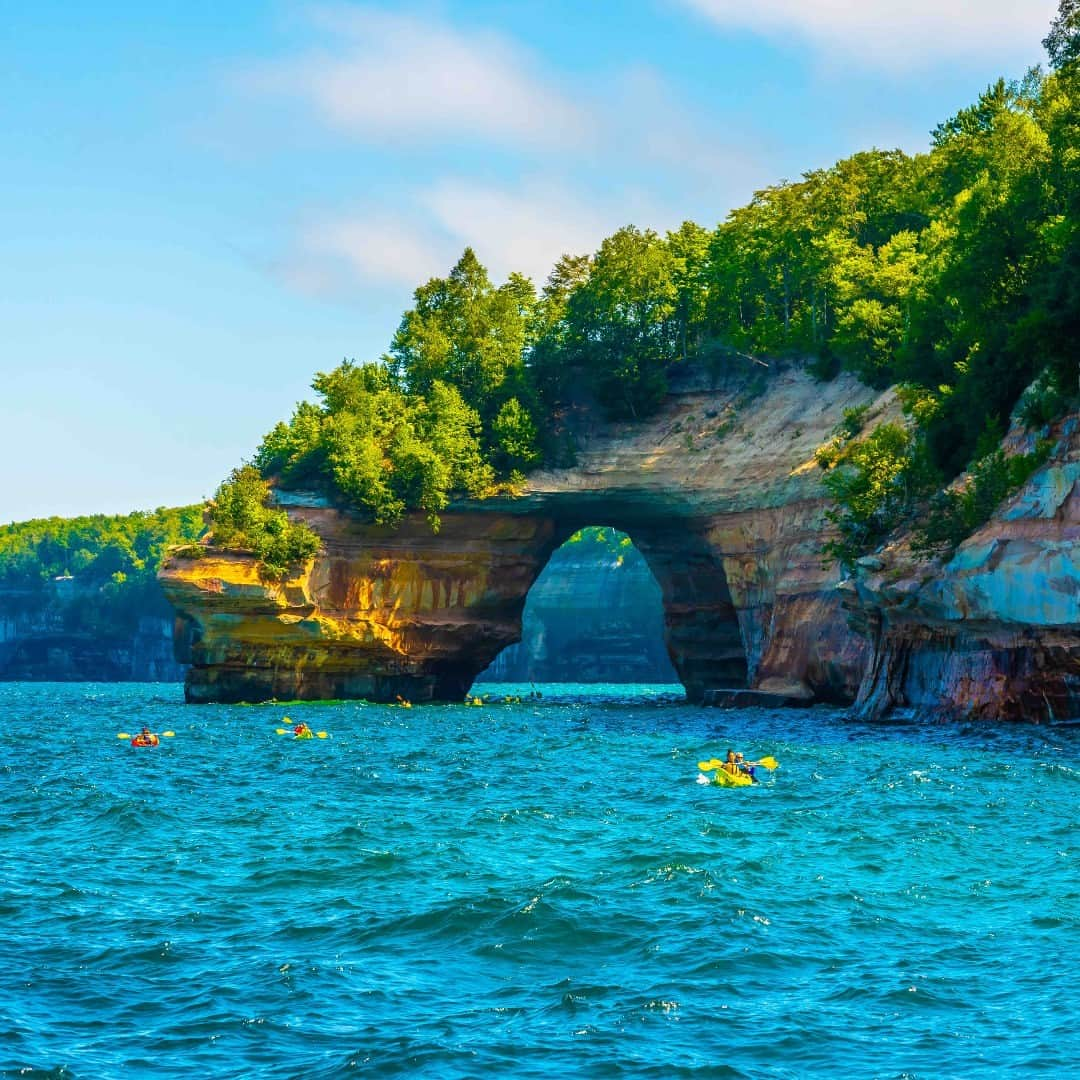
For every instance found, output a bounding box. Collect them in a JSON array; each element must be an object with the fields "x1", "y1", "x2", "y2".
[
  {"x1": 161, "y1": 367, "x2": 884, "y2": 704},
  {"x1": 0, "y1": 580, "x2": 186, "y2": 683},
  {"x1": 847, "y1": 415, "x2": 1080, "y2": 722},
  {"x1": 165, "y1": 514, "x2": 562, "y2": 703}
]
